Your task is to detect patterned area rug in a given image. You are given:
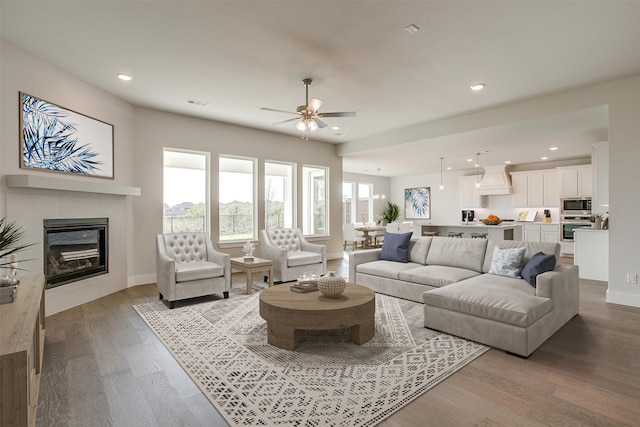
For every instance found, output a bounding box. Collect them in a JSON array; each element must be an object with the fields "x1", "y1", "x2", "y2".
[{"x1": 134, "y1": 290, "x2": 488, "y2": 426}]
